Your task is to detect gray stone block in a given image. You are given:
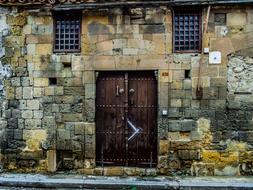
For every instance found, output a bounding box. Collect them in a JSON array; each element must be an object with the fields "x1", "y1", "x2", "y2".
[{"x1": 139, "y1": 24, "x2": 165, "y2": 33}]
